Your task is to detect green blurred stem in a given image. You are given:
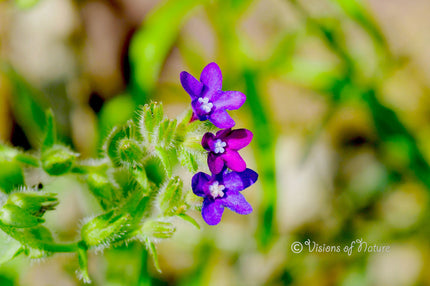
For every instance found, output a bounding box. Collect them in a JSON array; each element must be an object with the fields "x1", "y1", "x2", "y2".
[
  {"x1": 40, "y1": 241, "x2": 79, "y2": 253},
  {"x1": 70, "y1": 161, "x2": 110, "y2": 174},
  {"x1": 289, "y1": 0, "x2": 430, "y2": 193},
  {"x1": 289, "y1": 0, "x2": 355, "y2": 75},
  {"x1": 15, "y1": 153, "x2": 39, "y2": 167},
  {"x1": 243, "y1": 70, "x2": 277, "y2": 249}
]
